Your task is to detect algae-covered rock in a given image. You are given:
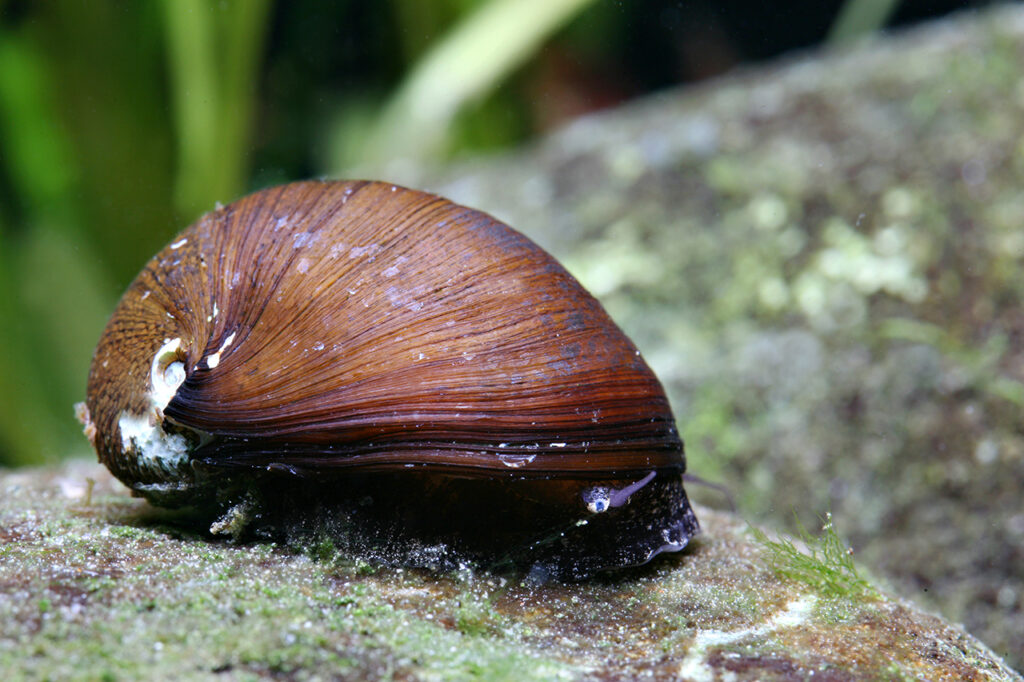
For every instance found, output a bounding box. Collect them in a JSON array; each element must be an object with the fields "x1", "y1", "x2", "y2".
[
  {"x1": 1, "y1": 462, "x2": 1018, "y2": 680},
  {"x1": 4, "y1": 6, "x2": 1023, "y2": 679},
  {"x1": 418, "y1": 5, "x2": 1024, "y2": 670}
]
